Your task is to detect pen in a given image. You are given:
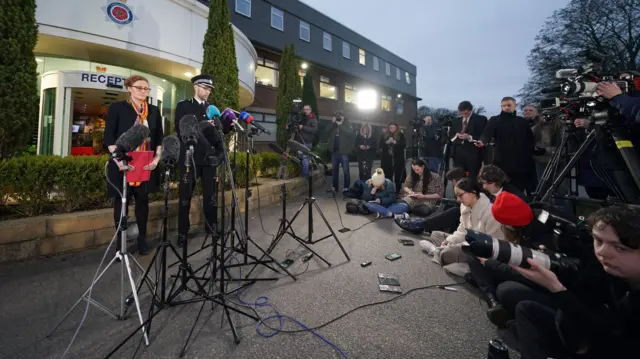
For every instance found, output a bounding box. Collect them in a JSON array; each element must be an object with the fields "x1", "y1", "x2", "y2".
[{"x1": 438, "y1": 286, "x2": 458, "y2": 292}]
